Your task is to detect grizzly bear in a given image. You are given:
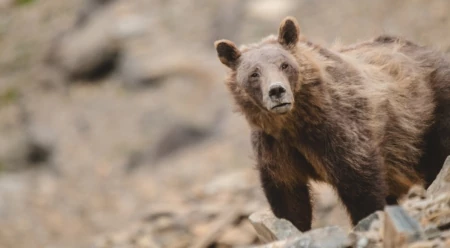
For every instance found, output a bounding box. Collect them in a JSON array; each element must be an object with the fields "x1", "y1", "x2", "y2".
[{"x1": 214, "y1": 16, "x2": 450, "y2": 231}]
